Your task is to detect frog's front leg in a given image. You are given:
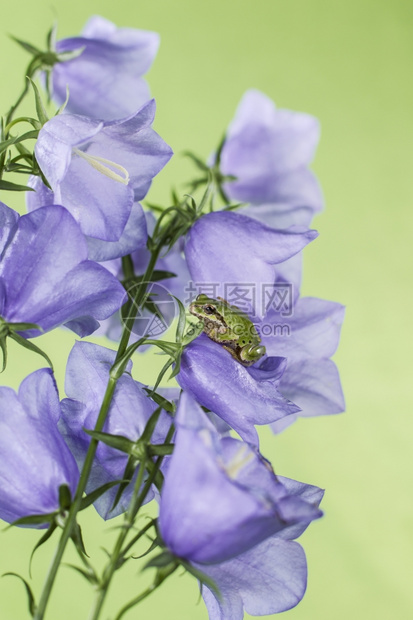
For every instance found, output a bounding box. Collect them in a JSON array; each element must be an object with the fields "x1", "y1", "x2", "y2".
[{"x1": 239, "y1": 343, "x2": 266, "y2": 366}]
